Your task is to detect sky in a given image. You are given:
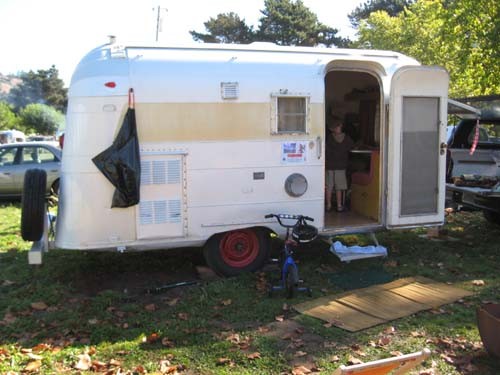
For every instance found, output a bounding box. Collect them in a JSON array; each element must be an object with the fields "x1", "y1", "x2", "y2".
[{"x1": 0, "y1": 0, "x2": 364, "y2": 87}]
